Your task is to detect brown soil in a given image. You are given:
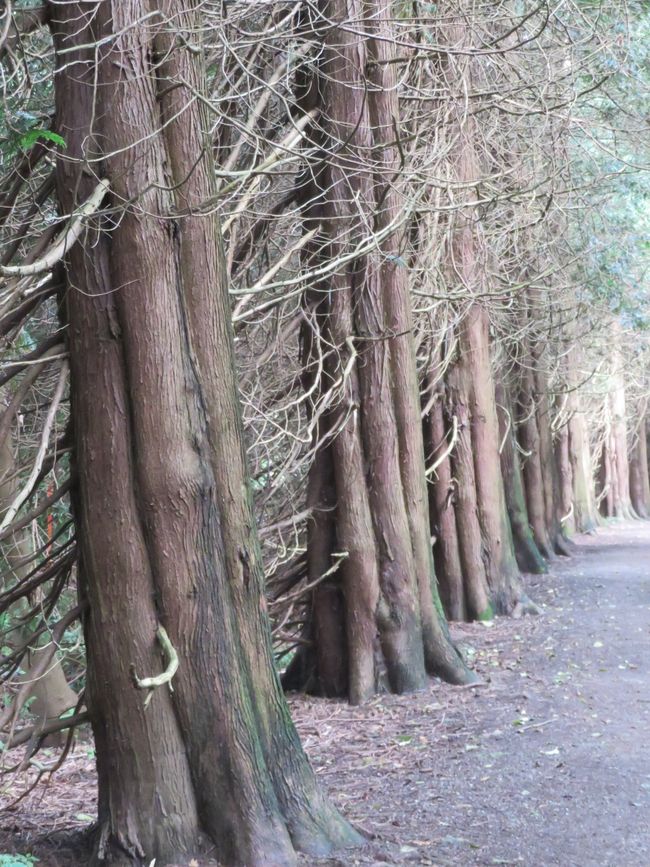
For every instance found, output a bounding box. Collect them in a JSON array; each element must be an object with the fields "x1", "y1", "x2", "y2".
[{"x1": 1, "y1": 522, "x2": 649, "y2": 866}]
